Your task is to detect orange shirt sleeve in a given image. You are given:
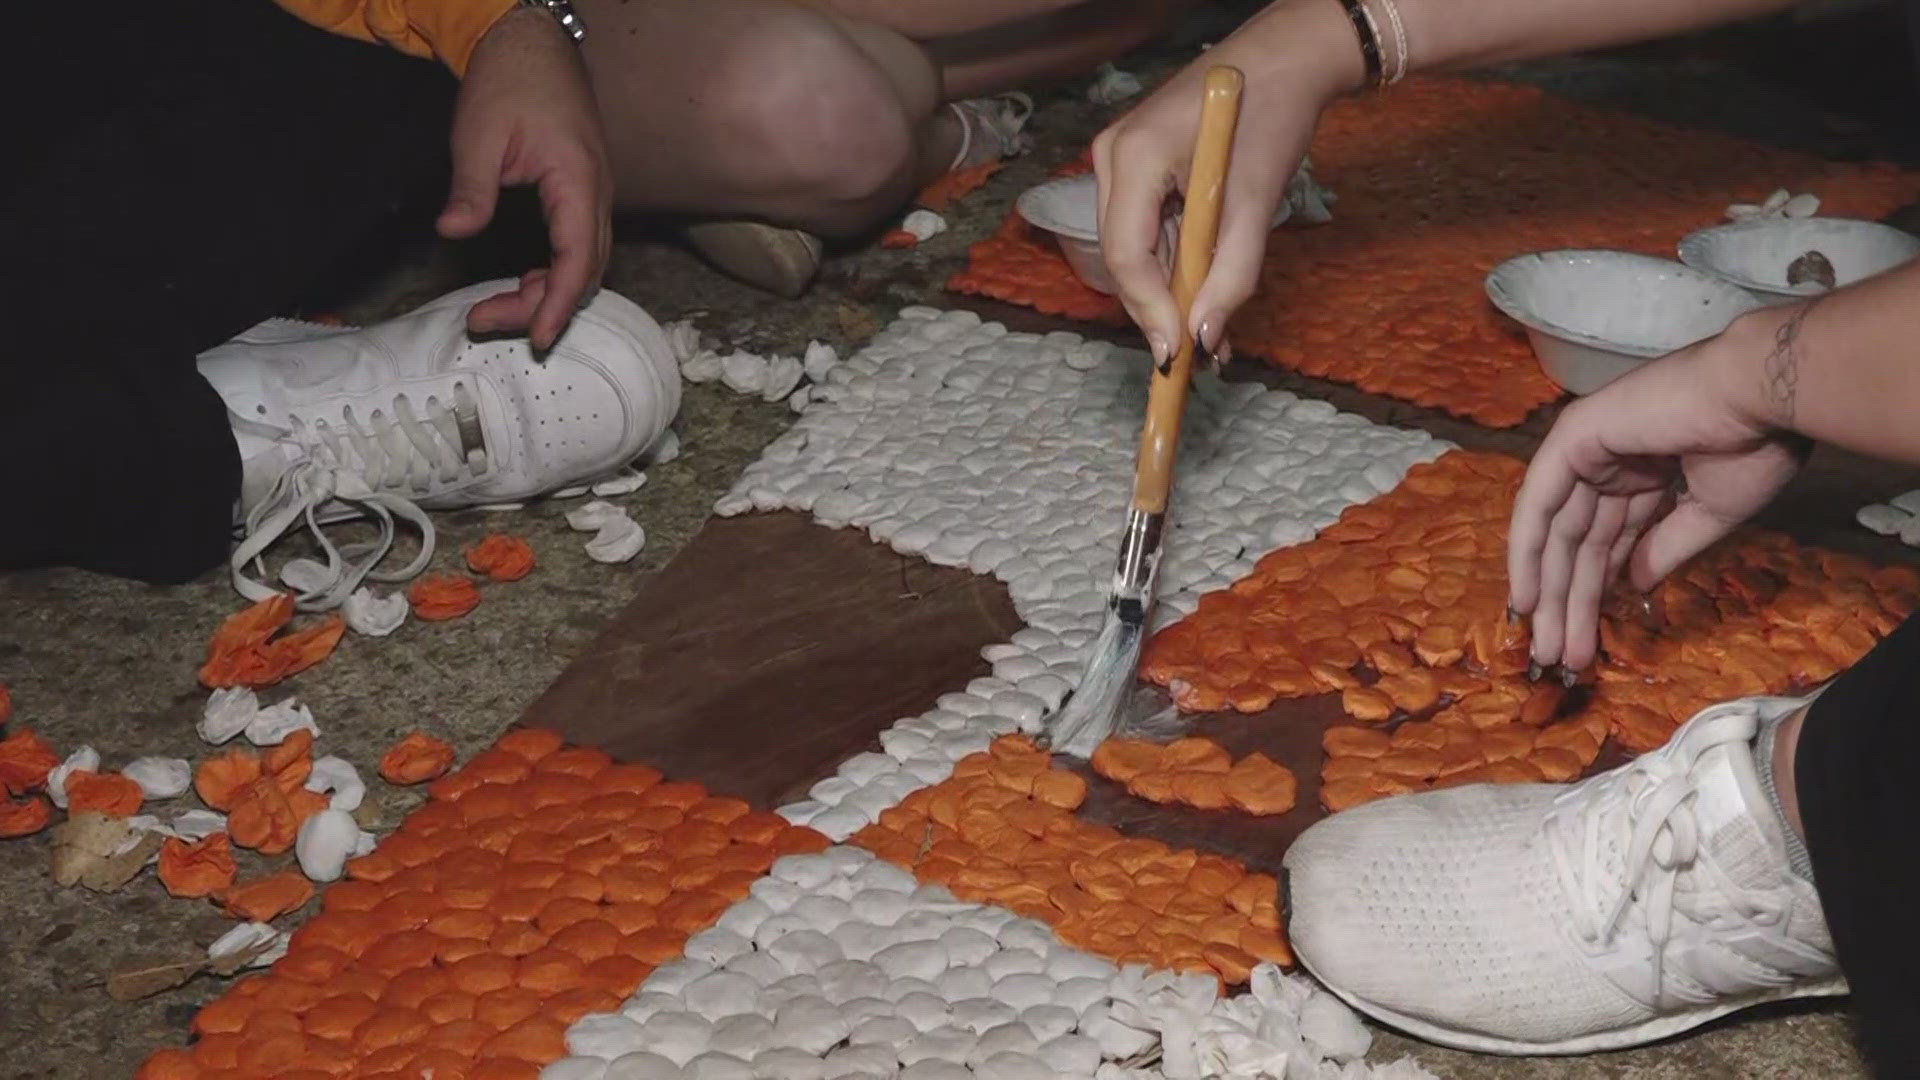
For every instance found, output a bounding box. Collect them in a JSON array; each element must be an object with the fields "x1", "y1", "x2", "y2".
[{"x1": 272, "y1": 0, "x2": 517, "y2": 76}]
